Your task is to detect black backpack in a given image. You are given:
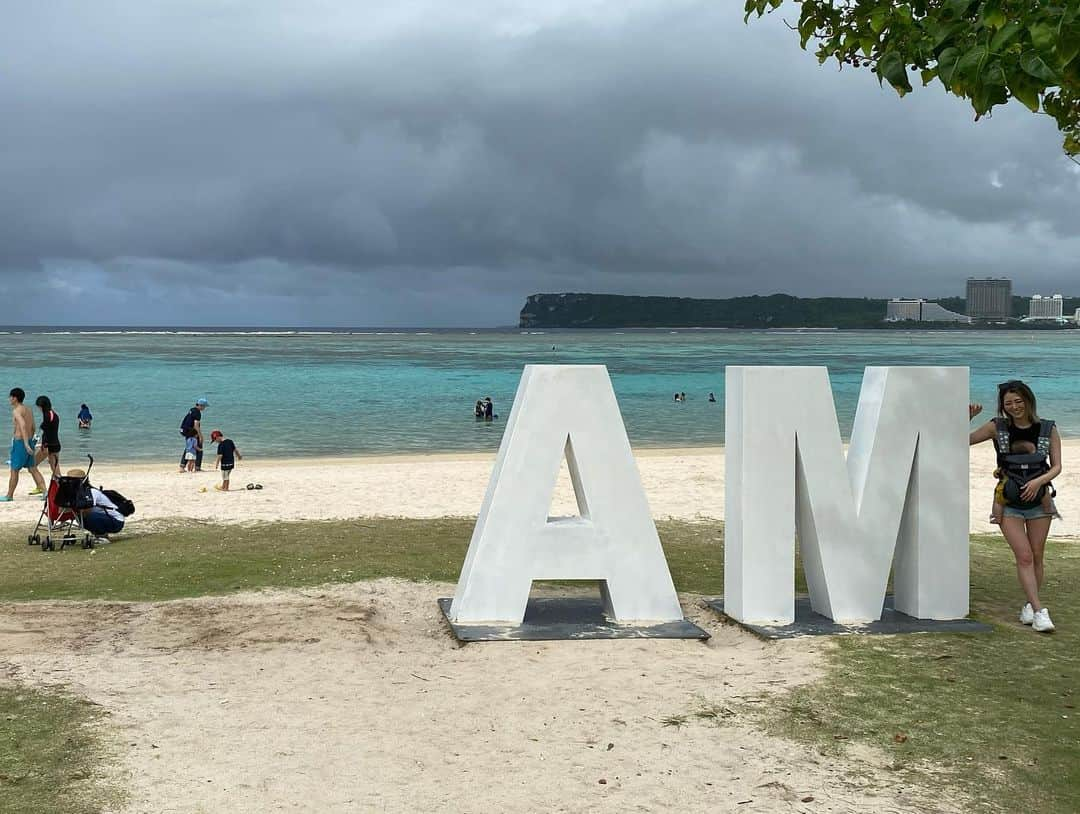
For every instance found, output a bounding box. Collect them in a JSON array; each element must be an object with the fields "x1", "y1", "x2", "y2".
[
  {"x1": 101, "y1": 488, "x2": 136, "y2": 517},
  {"x1": 993, "y1": 418, "x2": 1056, "y2": 510}
]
